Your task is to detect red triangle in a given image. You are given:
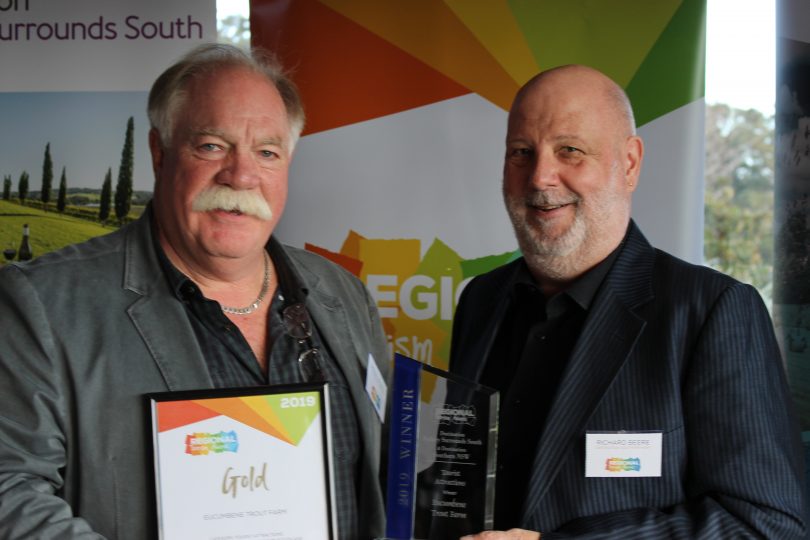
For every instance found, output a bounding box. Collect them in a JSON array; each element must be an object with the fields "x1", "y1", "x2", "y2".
[
  {"x1": 251, "y1": 0, "x2": 471, "y2": 135},
  {"x1": 305, "y1": 242, "x2": 363, "y2": 276}
]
